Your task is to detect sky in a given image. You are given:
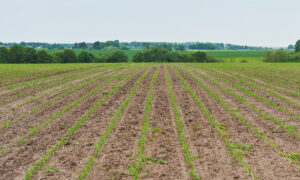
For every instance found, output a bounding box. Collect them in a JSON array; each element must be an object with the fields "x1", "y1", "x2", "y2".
[{"x1": 0, "y1": 0, "x2": 299, "y2": 47}]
